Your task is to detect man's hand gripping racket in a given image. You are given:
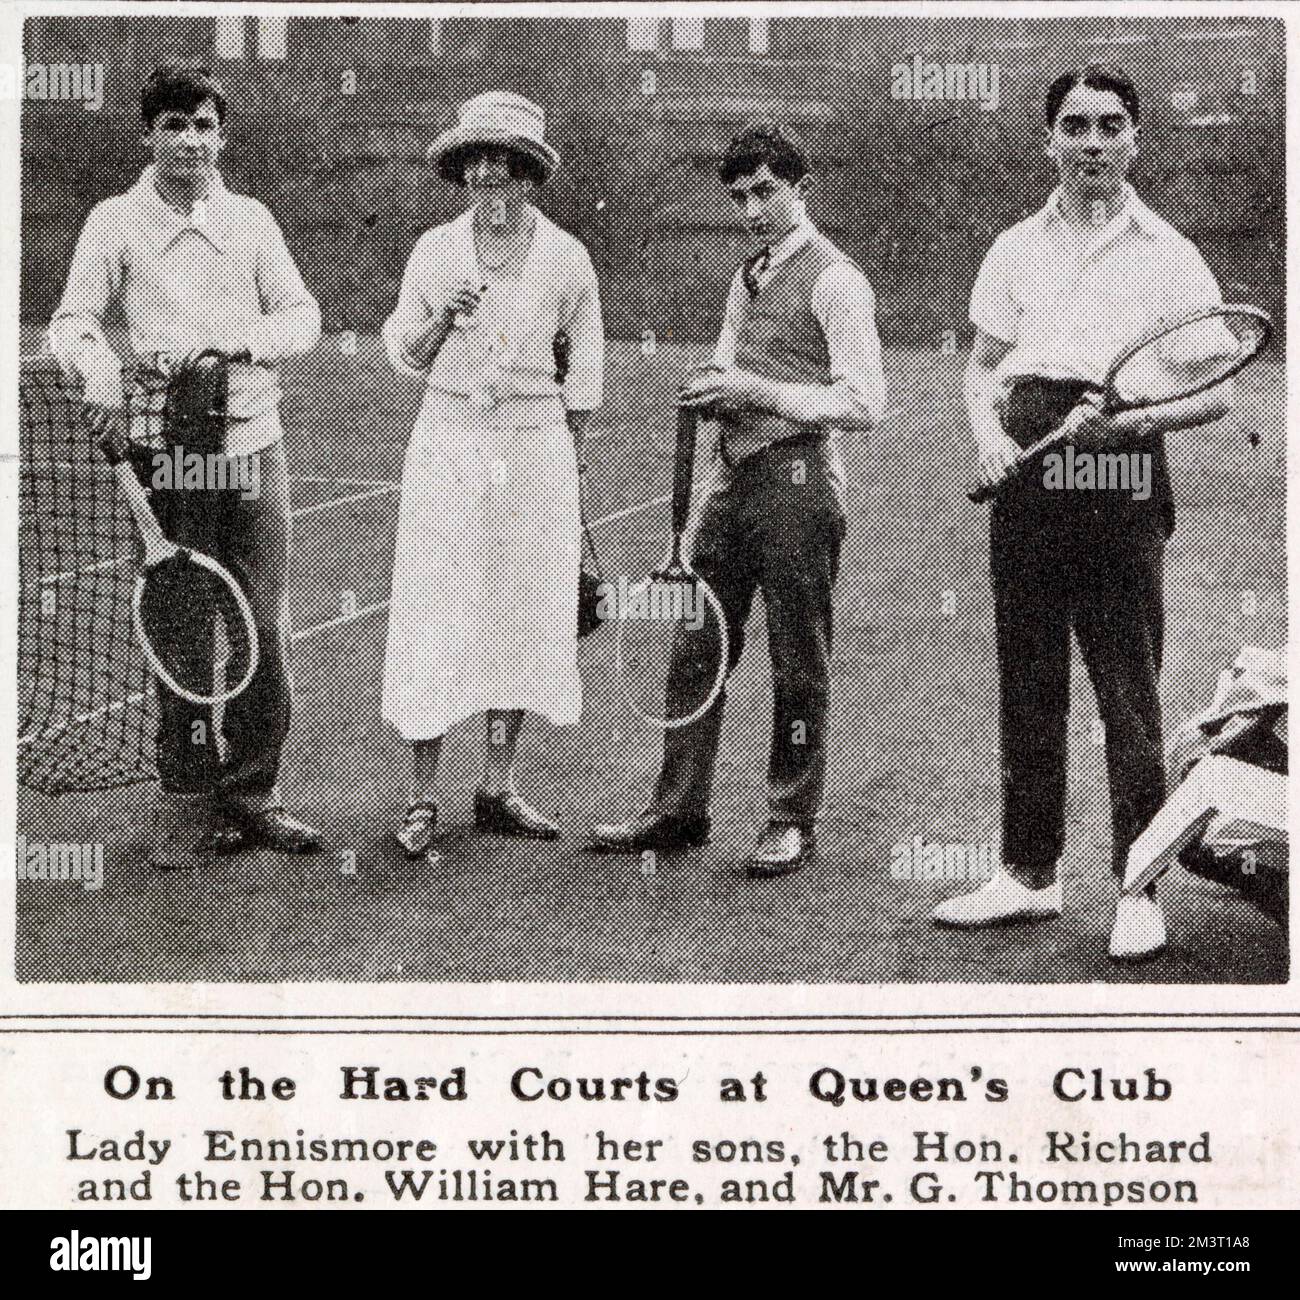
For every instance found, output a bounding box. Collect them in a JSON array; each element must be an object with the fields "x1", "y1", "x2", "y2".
[{"x1": 968, "y1": 304, "x2": 1272, "y2": 504}]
